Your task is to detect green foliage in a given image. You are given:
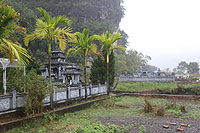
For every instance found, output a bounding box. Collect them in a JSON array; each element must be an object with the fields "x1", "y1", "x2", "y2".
[
  {"x1": 90, "y1": 51, "x2": 115, "y2": 87},
  {"x1": 116, "y1": 82, "x2": 177, "y2": 92},
  {"x1": 165, "y1": 101, "x2": 187, "y2": 116},
  {"x1": 115, "y1": 49, "x2": 152, "y2": 76},
  {"x1": 71, "y1": 121, "x2": 131, "y2": 133},
  {"x1": 177, "y1": 61, "x2": 199, "y2": 74},
  {"x1": 139, "y1": 125, "x2": 146, "y2": 133},
  {"x1": 0, "y1": 0, "x2": 31, "y2": 65},
  {"x1": 25, "y1": 69, "x2": 47, "y2": 116}
]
